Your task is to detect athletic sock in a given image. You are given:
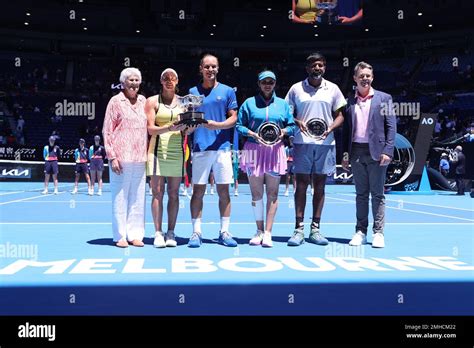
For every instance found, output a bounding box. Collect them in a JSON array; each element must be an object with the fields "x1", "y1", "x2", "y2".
[
  {"x1": 221, "y1": 216, "x2": 230, "y2": 232},
  {"x1": 192, "y1": 218, "x2": 202, "y2": 234},
  {"x1": 295, "y1": 217, "x2": 304, "y2": 230}
]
